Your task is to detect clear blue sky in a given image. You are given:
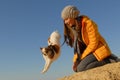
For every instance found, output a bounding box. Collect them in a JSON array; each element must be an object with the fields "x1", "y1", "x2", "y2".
[{"x1": 0, "y1": 0, "x2": 120, "y2": 80}]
